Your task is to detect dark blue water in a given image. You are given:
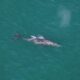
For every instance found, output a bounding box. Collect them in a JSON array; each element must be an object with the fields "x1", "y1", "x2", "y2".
[{"x1": 0, "y1": 0, "x2": 80, "y2": 80}]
